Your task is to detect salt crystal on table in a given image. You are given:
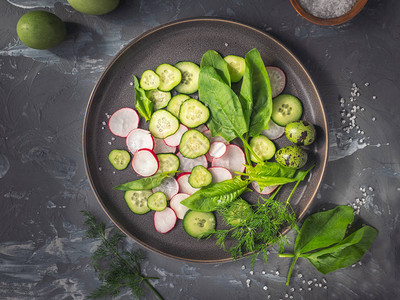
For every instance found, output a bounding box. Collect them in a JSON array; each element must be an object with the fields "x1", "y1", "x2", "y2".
[{"x1": 298, "y1": 0, "x2": 357, "y2": 19}]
